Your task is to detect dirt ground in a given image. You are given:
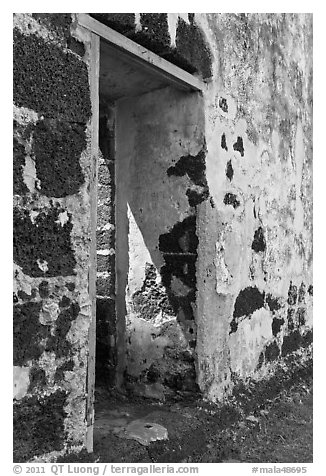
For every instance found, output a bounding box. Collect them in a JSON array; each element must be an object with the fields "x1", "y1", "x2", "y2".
[{"x1": 60, "y1": 355, "x2": 312, "y2": 464}]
